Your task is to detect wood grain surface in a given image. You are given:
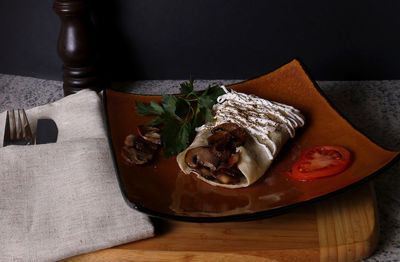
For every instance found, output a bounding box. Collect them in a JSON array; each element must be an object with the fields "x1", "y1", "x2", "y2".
[{"x1": 62, "y1": 182, "x2": 378, "y2": 262}]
